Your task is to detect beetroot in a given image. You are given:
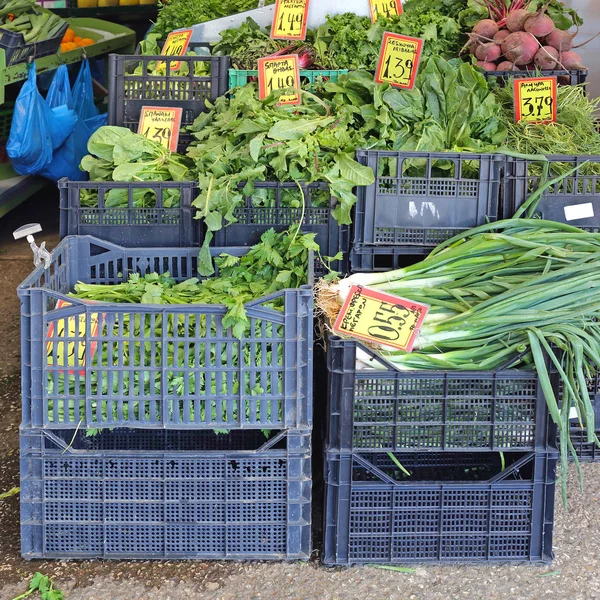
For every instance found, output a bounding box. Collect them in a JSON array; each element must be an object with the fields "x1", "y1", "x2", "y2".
[
  {"x1": 475, "y1": 42, "x2": 502, "y2": 62},
  {"x1": 546, "y1": 29, "x2": 576, "y2": 52},
  {"x1": 560, "y1": 50, "x2": 587, "y2": 70},
  {"x1": 524, "y1": 11, "x2": 555, "y2": 38},
  {"x1": 493, "y1": 30, "x2": 511, "y2": 43},
  {"x1": 502, "y1": 32, "x2": 539, "y2": 66},
  {"x1": 472, "y1": 19, "x2": 499, "y2": 42},
  {"x1": 477, "y1": 60, "x2": 497, "y2": 71},
  {"x1": 534, "y1": 46, "x2": 559, "y2": 69},
  {"x1": 505, "y1": 9, "x2": 532, "y2": 33},
  {"x1": 496, "y1": 60, "x2": 517, "y2": 71}
]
